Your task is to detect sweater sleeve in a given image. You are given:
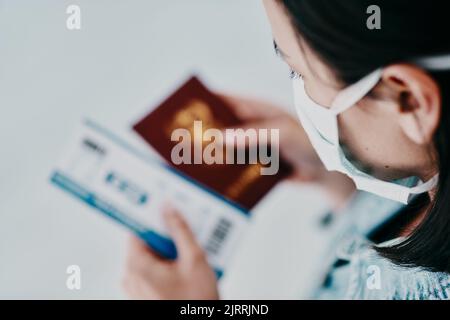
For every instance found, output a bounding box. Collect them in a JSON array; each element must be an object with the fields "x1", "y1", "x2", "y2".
[{"x1": 345, "y1": 247, "x2": 450, "y2": 300}]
